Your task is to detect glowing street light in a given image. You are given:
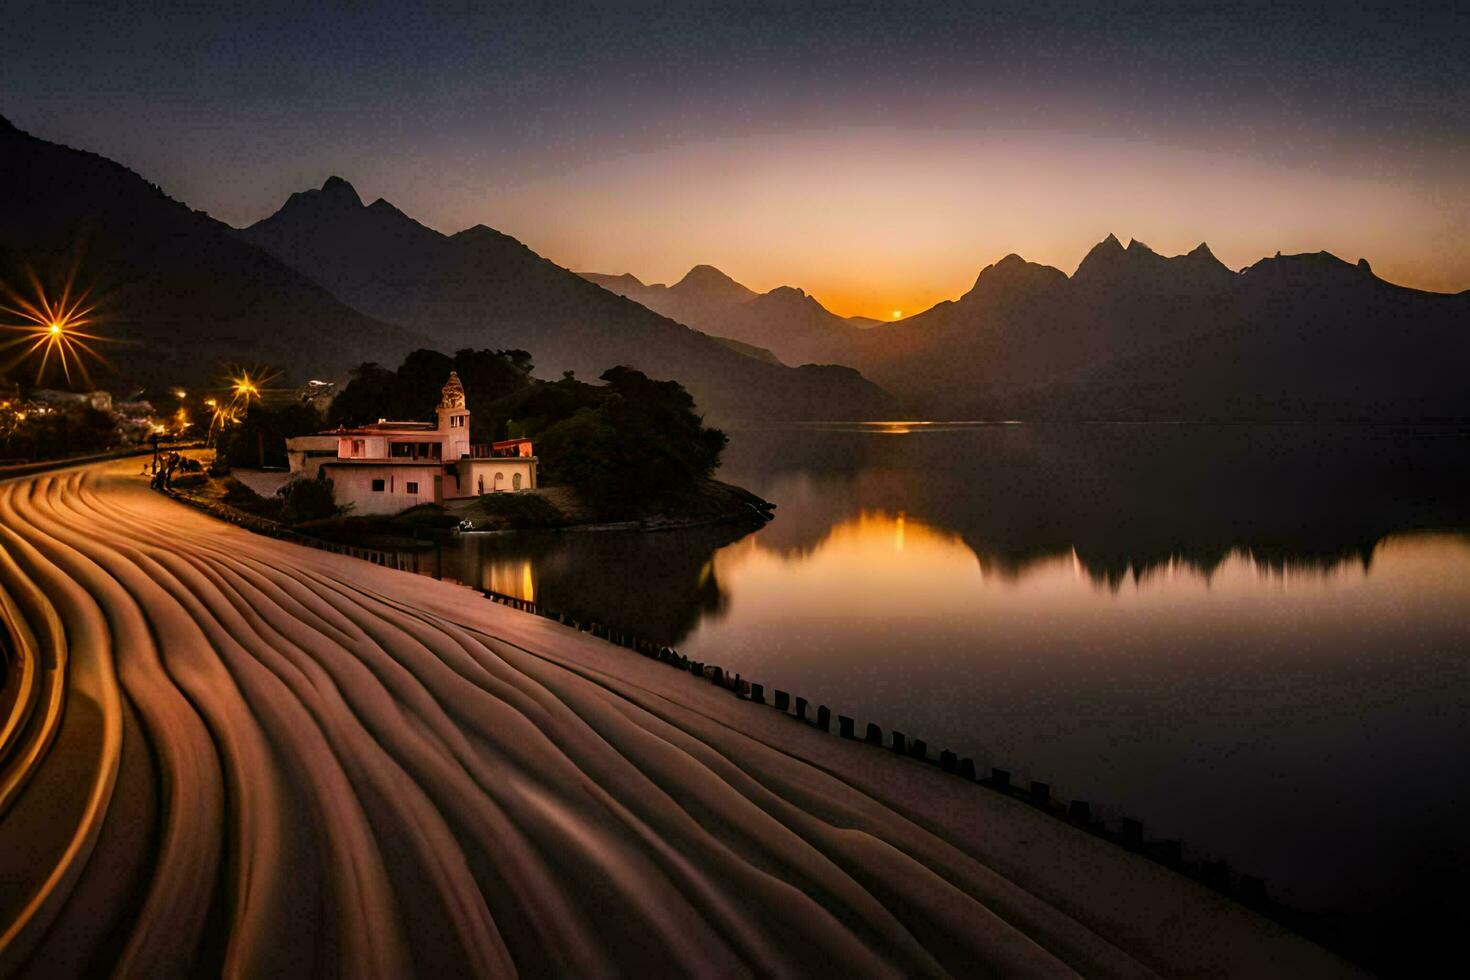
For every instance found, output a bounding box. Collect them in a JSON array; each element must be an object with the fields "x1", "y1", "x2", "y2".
[{"x1": 0, "y1": 269, "x2": 109, "y2": 387}]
